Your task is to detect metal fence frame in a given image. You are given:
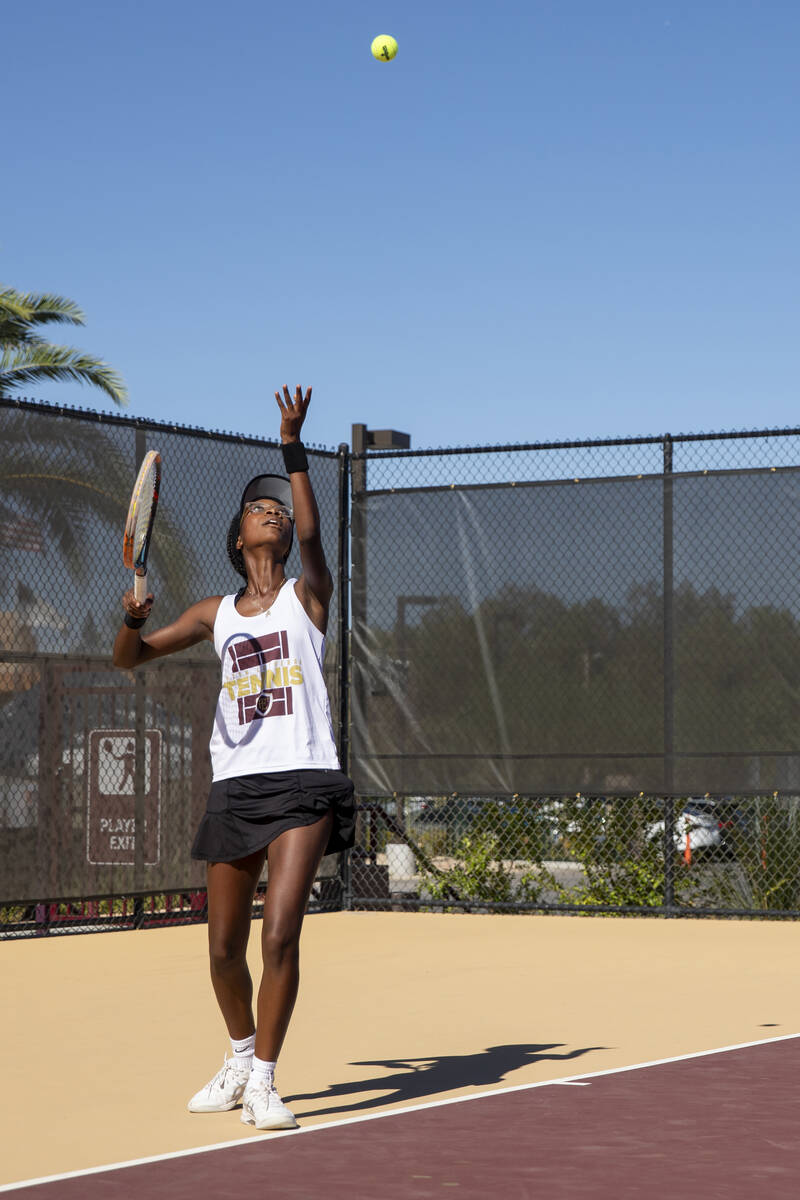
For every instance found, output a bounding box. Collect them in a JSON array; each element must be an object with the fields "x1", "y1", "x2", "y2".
[
  {"x1": 3, "y1": 397, "x2": 800, "y2": 931},
  {"x1": 0, "y1": 396, "x2": 348, "y2": 935},
  {"x1": 345, "y1": 424, "x2": 800, "y2": 919}
]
